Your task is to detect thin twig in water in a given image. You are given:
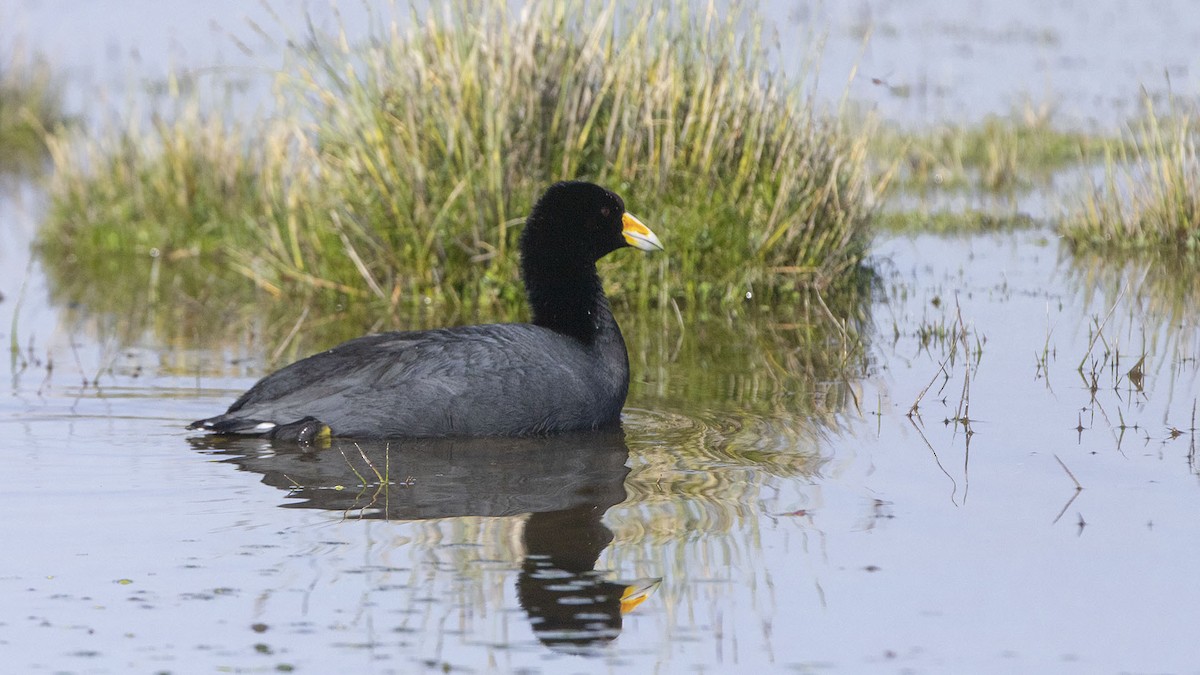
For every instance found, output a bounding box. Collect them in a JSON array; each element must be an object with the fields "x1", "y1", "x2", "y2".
[
  {"x1": 960, "y1": 428, "x2": 972, "y2": 504},
  {"x1": 1188, "y1": 399, "x2": 1197, "y2": 470},
  {"x1": 69, "y1": 336, "x2": 87, "y2": 387},
  {"x1": 1054, "y1": 454, "x2": 1083, "y2": 490},
  {"x1": 1052, "y1": 488, "x2": 1082, "y2": 525},
  {"x1": 954, "y1": 296, "x2": 972, "y2": 429},
  {"x1": 909, "y1": 353, "x2": 953, "y2": 418},
  {"x1": 1077, "y1": 282, "x2": 1127, "y2": 371},
  {"x1": 814, "y1": 288, "x2": 851, "y2": 349},
  {"x1": 908, "y1": 415, "x2": 959, "y2": 506},
  {"x1": 814, "y1": 288, "x2": 862, "y2": 413},
  {"x1": 339, "y1": 444, "x2": 369, "y2": 487},
  {"x1": 357, "y1": 442, "x2": 384, "y2": 482},
  {"x1": 9, "y1": 259, "x2": 35, "y2": 371},
  {"x1": 383, "y1": 442, "x2": 391, "y2": 520}
]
